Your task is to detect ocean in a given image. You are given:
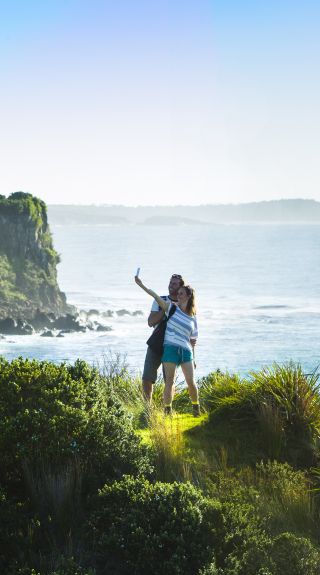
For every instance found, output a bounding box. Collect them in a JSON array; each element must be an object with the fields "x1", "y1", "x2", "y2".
[{"x1": 1, "y1": 223, "x2": 319, "y2": 379}]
